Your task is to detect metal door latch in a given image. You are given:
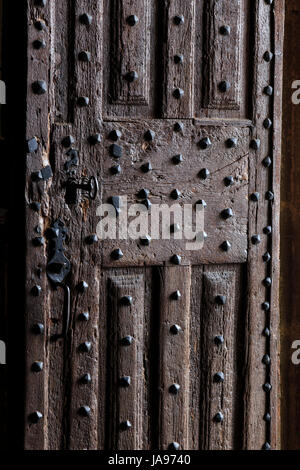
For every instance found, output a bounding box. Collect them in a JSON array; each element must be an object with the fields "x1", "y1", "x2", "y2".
[
  {"x1": 65, "y1": 175, "x2": 99, "y2": 204},
  {"x1": 46, "y1": 219, "x2": 71, "y2": 338}
]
